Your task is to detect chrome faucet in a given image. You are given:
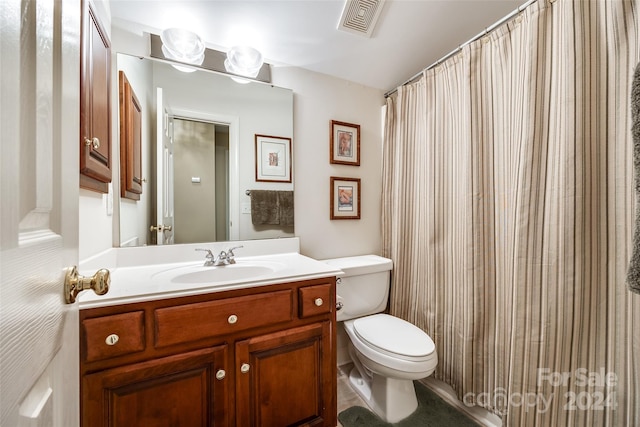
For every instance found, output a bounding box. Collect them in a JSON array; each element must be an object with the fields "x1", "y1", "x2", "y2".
[
  {"x1": 195, "y1": 248, "x2": 216, "y2": 266},
  {"x1": 218, "y1": 246, "x2": 243, "y2": 264},
  {"x1": 196, "y1": 246, "x2": 243, "y2": 266}
]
